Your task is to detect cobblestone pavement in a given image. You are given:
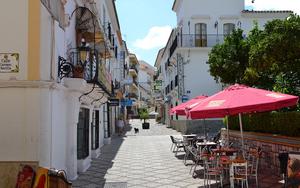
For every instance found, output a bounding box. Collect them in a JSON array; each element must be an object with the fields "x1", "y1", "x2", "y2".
[
  {"x1": 72, "y1": 119, "x2": 207, "y2": 188},
  {"x1": 72, "y1": 119, "x2": 283, "y2": 188}
]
